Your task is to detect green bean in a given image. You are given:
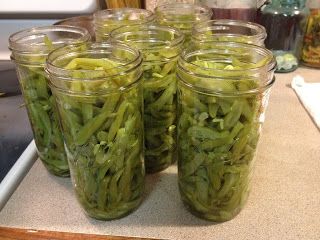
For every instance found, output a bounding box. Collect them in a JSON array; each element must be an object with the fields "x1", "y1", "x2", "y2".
[
  {"x1": 17, "y1": 64, "x2": 69, "y2": 177},
  {"x1": 53, "y1": 57, "x2": 144, "y2": 220},
  {"x1": 177, "y1": 57, "x2": 266, "y2": 222},
  {"x1": 142, "y1": 58, "x2": 178, "y2": 173}
]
